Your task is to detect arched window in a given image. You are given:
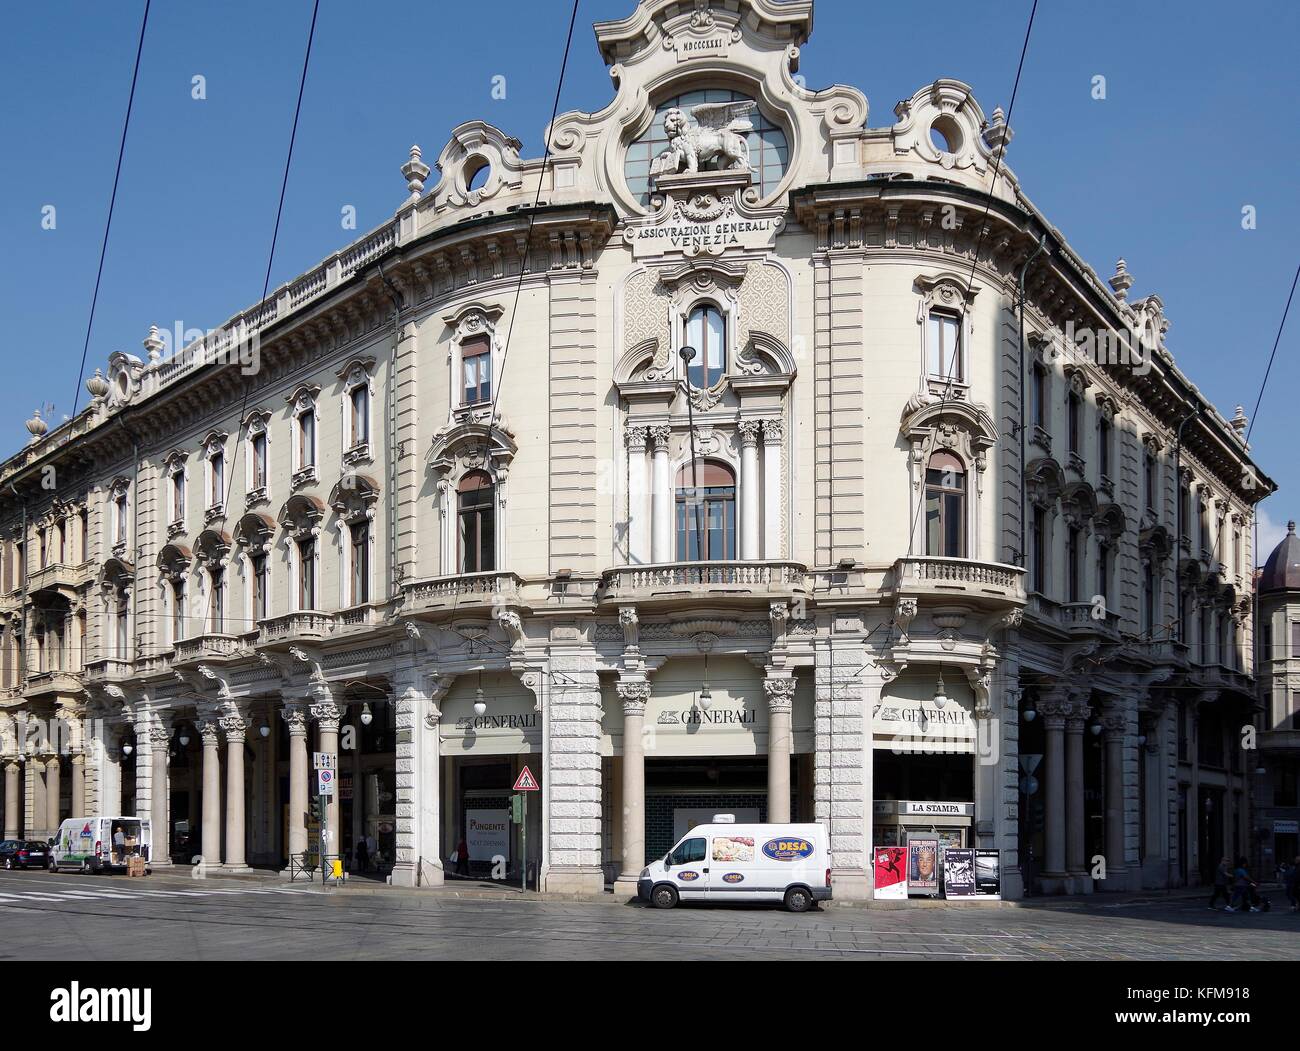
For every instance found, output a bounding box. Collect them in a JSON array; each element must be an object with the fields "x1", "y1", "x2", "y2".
[
  {"x1": 684, "y1": 304, "x2": 726, "y2": 388},
  {"x1": 675, "y1": 462, "x2": 736, "y2": 561},
  {"x1": 925, "y1": 451, "x2": 966, "y2": 558},
  {"x1": 458, "y1": 471, "x2": 496, "y2": 574}
]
